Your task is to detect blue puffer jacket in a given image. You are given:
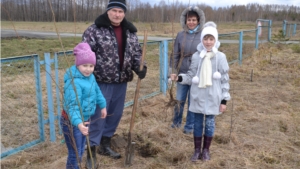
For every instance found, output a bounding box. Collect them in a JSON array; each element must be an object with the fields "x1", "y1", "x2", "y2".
[{"x1": 63, "y1": 65, "x2": 106, "y2": 127}]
